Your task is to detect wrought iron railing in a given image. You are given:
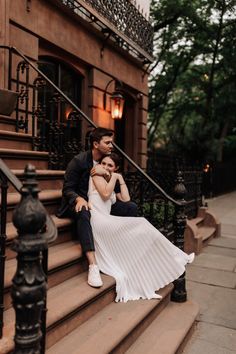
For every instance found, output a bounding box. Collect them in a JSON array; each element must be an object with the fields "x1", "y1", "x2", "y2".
[
  {"x1": 147, "y1": 151, "x2": 203, "y2": 218},
  {"x1": 0, "y1": 158, "x2": 57, "y2": 352},
  {"x1": 57, "y1": 0, "x2": 153, "y2": 62},
  {"x1": 0, "y1": 44, "x2": 189, "y2": 350},
  {"x1": 0, "y1": 159, "x2": 22, "y2": 339}
]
